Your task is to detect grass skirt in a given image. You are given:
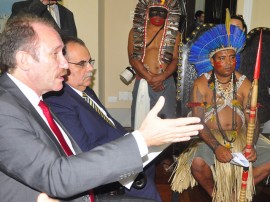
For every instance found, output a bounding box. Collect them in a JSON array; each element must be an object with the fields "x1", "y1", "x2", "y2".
[{"x1": 170, "y1": 128, "x2": 255, "y2": 202}]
